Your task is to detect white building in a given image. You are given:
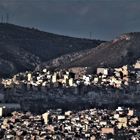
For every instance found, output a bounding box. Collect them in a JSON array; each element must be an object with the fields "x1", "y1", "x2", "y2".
[
  {"x1": 97, "y1": 68, "x2": 108, "y2": 76},
  {"x1": 69, "y1": 78, "x2": 74, "y2": 86},
  {"x1": 42, "y1": 112, "x2": 49, "y2": 124},
  {"x1": 27, "y1": 73, "x2": 32, "y2": 82},
  {"x1": 134, "y1": 60, "x2": 140, "y2": 69},
  {"x1": 52, "y1": 73, "x2": 57, "y2": 83}
]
